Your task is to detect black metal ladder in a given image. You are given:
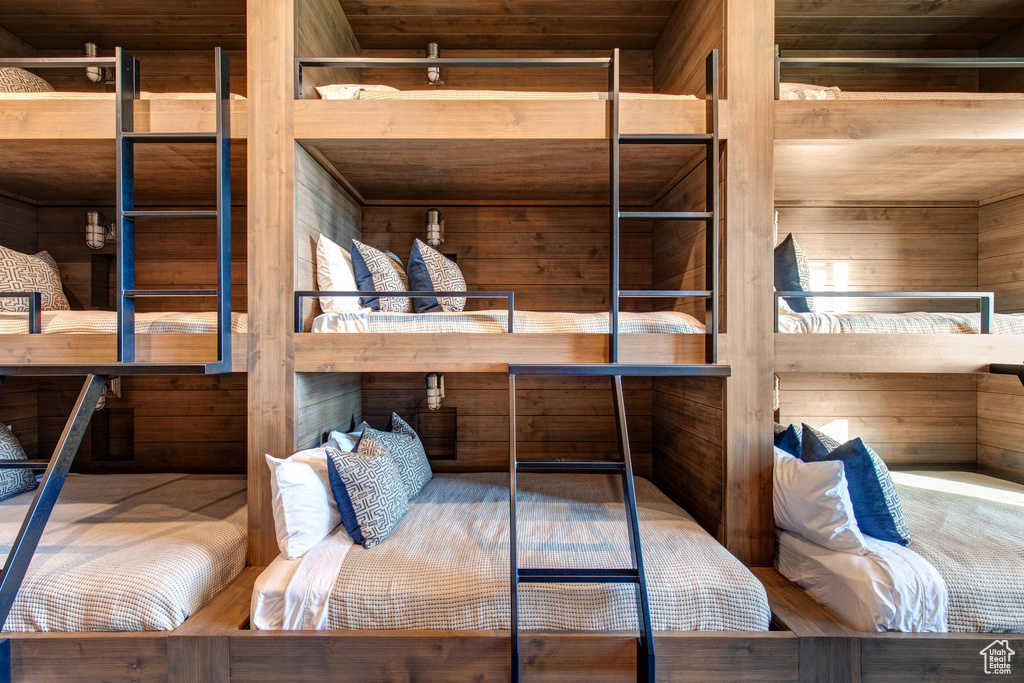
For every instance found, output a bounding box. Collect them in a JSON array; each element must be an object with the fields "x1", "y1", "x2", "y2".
[
  {"x1": 0, "y1": 375, "x2": 107, "y2": 633},
  {"x1": 115, "y1": 47, "x2": 233, "y2": 373}
]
